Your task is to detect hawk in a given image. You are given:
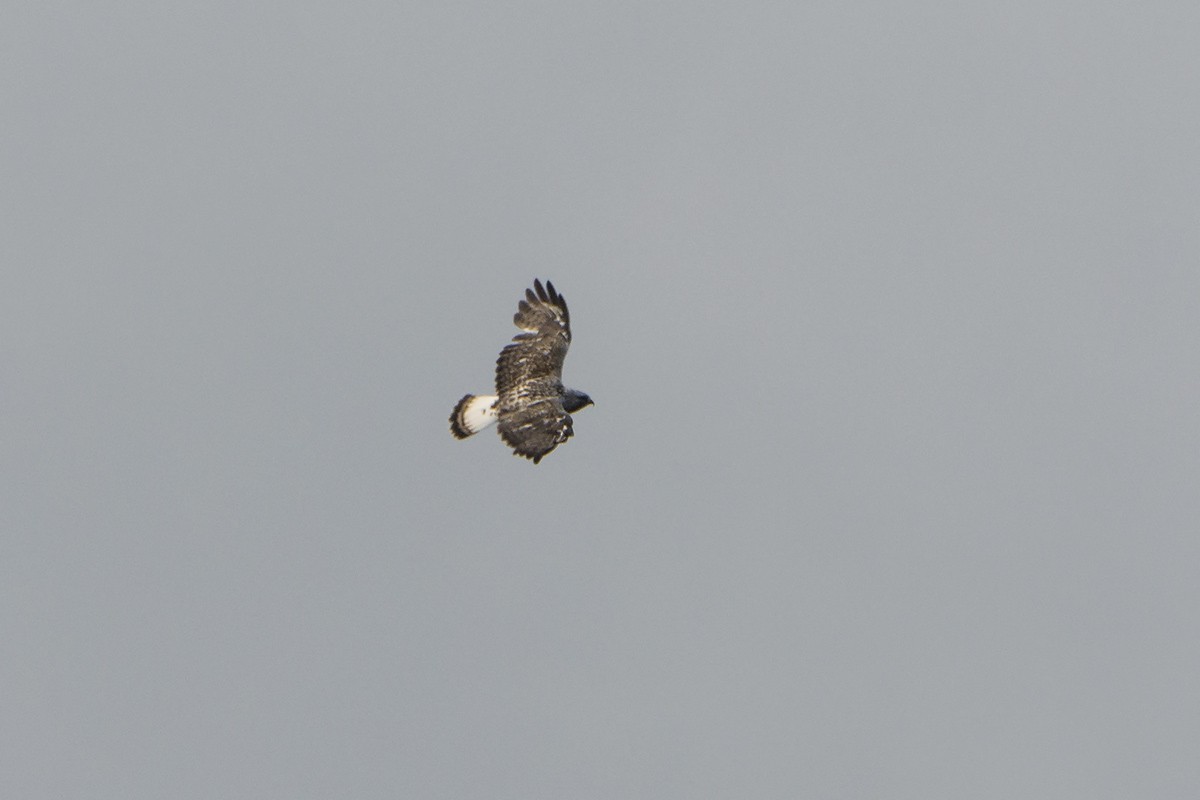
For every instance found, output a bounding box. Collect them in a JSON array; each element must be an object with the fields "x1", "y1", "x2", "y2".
[{"x1": 450, "y1": 279, "x2": 593, "y2": 464}]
